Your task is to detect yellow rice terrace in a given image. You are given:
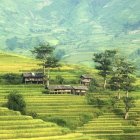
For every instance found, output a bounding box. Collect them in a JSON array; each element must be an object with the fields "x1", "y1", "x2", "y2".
[{"x1": 0, "y1": 52, "x2": 139, "y2": 140}]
